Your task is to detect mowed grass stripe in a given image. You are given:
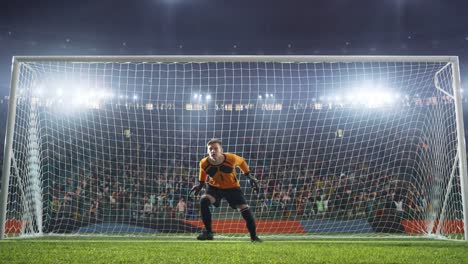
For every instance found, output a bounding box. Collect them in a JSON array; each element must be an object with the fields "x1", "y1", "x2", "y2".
[{"x1": 2, "y1": 239, "x2": 468, "y2": 264}]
